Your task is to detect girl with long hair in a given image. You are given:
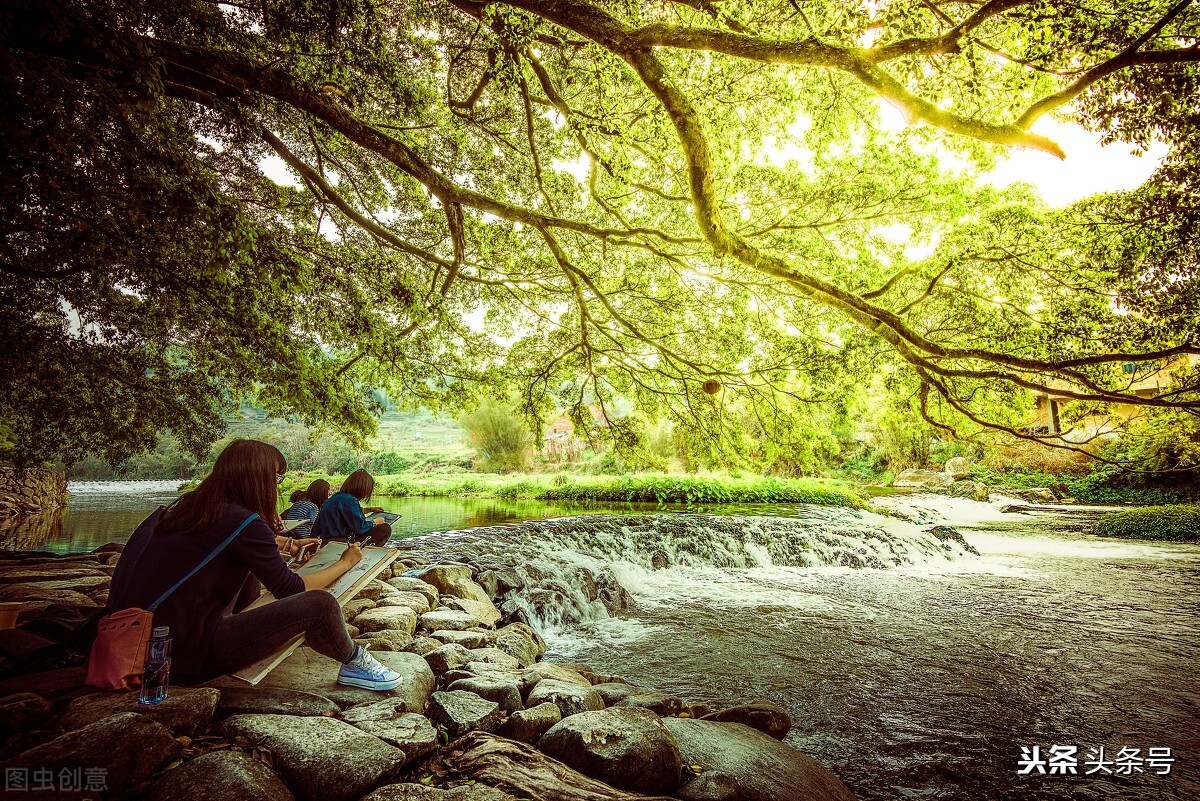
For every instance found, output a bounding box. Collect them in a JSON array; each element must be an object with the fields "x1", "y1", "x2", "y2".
[
  {"x1": 281, "y1": 478, "x2": 331, "y2": 539},
  {"x1": 311, "y1": 469, "x2": 392, "y2": 546},
  {"x1": 107, "y1": 440, "x2": 402, "y2": 689}
]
